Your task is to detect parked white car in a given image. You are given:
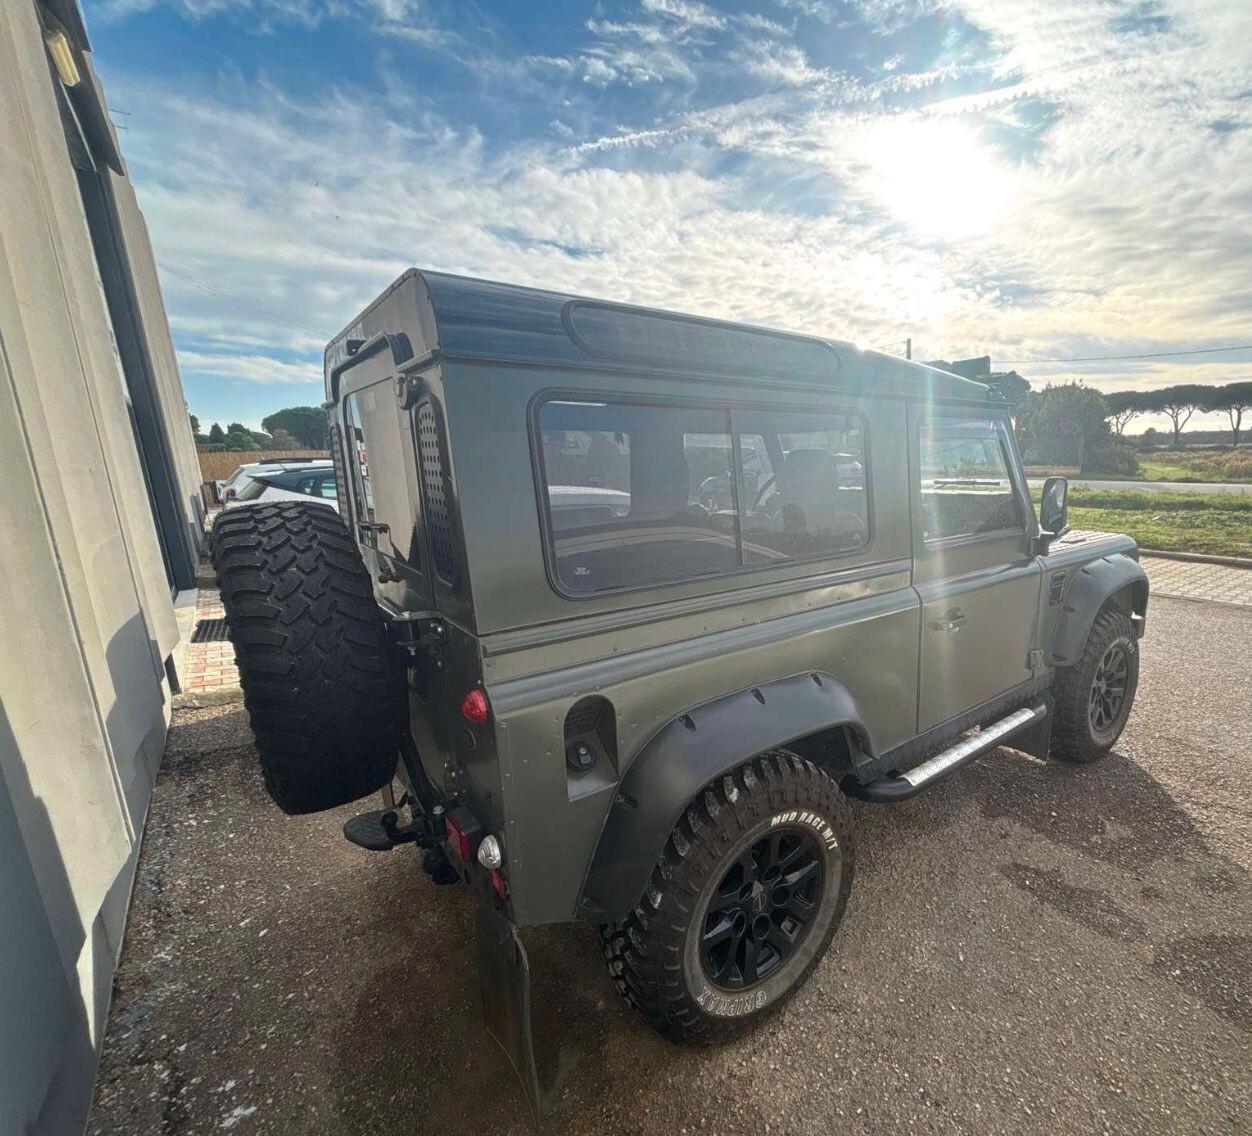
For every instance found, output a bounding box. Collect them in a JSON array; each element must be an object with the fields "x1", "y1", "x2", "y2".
[
  {"x1": 222, "y1": 463, "x2": 339, "y2": 512},
  {"x1": 215, "y1": 457, "x2": 329, "y2": 503}
]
